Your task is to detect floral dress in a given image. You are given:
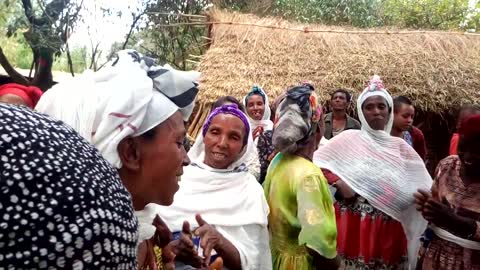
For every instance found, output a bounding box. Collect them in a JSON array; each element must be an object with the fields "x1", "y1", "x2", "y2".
[{"x1": 257, "y1": 130, "x2": 275, "y2": 184}]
